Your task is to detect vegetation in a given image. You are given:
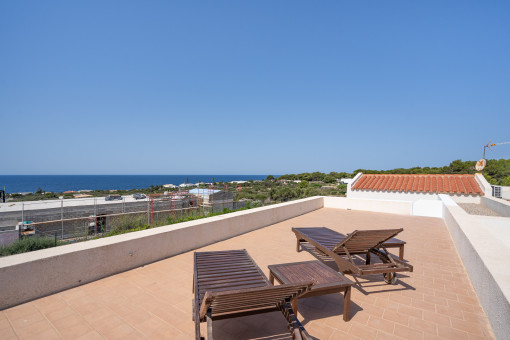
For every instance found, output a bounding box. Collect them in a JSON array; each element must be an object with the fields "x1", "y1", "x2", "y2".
[
  {"x1": 0, "y1": 236, "x2": 61, "y2": 256},
  {"x1": 104, "y1": 200, "x2": 263, "y2": 237},
  {"x1": 3, "y1": 158, "x2": 508, "y2": 256},
  {"x1": 349, "y1": 159, "x2": 510, "y2": 186},
  {"x1": 5, "y1": 158, "x2": 510, "y2": 204}
]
